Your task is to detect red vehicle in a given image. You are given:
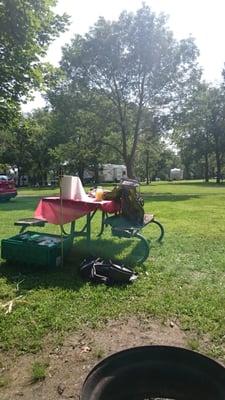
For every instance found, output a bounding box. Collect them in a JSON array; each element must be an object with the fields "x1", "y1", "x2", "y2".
[{"x1": 0, "y1": 175, "x2": 17, "y2": 201}]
